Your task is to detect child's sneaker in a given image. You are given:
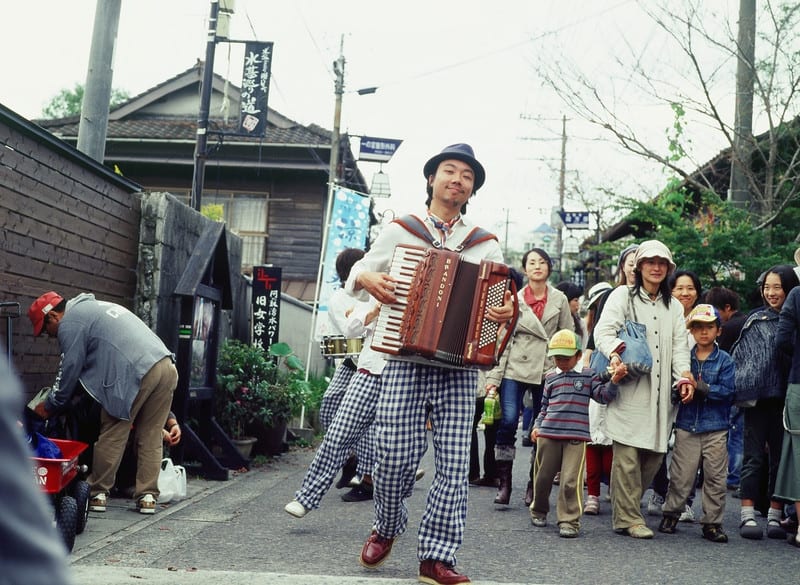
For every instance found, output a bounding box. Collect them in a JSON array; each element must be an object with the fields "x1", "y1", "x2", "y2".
[
  {"x1": 137, "y1": 494, "x2": 157, "y2": 514},
  {"x1": 584, "y1": 495, "x2": 600, "y2": 515},
  {"x1": 679, "y1": 504, "x2": 695, "y2": 522},
  {"x1": 530, "y1": 513, "x2": 547, "y2": 527},
  {"x1": 559, "y1": 523, "x2": 579, "y2": 538},
  {"x1": 659, "y1": 515, "x2": 679, "y2": 534},
  {"x1": 89, "y1": 493, "x2": 107, "y2": 512},
  {"x1": 702, "y1": 524, "x2": 728, "y2": 543},
  {"x1": 647, "y1": 492, "x2": 665, "y2": 516}
]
